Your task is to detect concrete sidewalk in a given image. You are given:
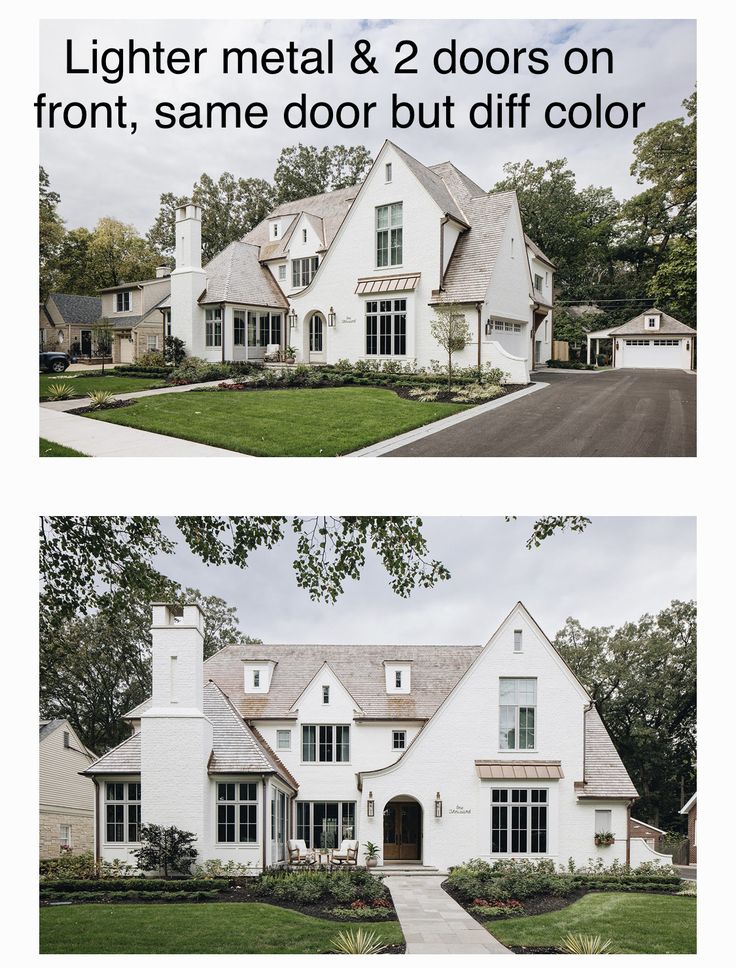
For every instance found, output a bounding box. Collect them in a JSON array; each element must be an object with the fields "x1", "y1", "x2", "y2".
[
  {"x1": 40, "y1": 407, "x2": 248, "y2": 458},
  {"x1": 40, "y1": 378, "x2": 235, "y2": 412},
  {"x1": 386, "y1": 874, "x2": 511, "y2": 954}
]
